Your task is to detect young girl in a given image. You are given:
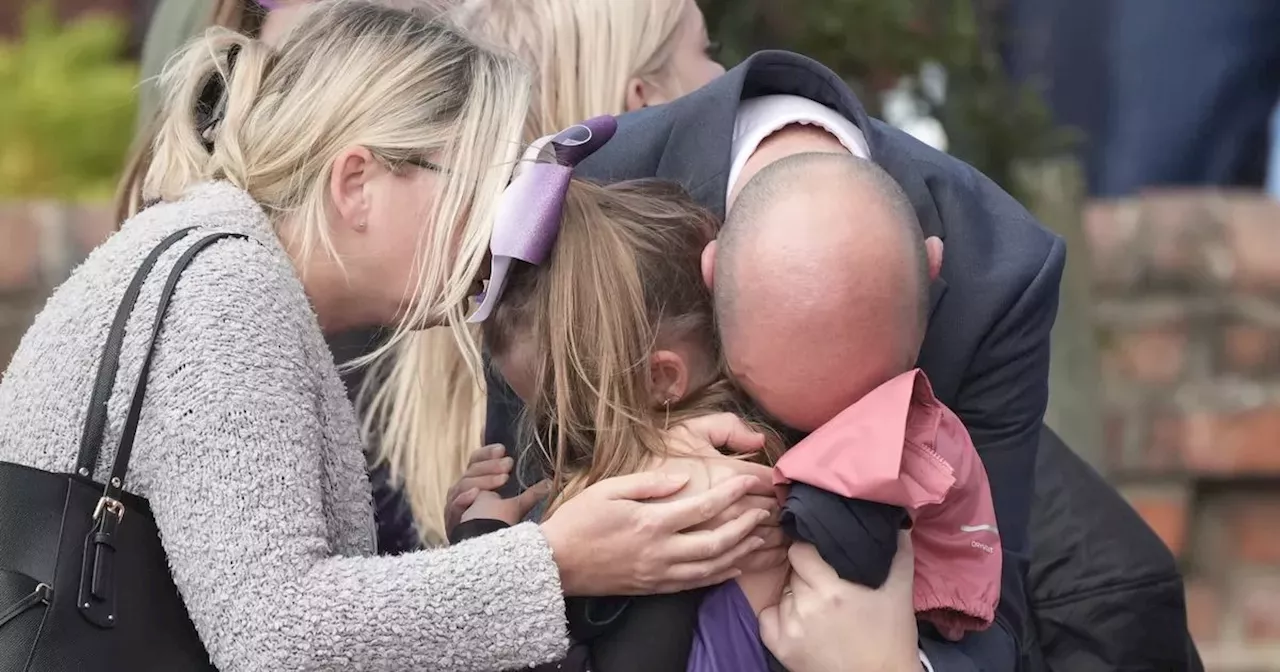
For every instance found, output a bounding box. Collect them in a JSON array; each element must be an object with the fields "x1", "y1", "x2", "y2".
[
  {"x1": 467, "y1": 173, "x2": 1004, "y2": 670},
  {"x1": 464, "y1": 176, "x2": 787, "y2": 671}
]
